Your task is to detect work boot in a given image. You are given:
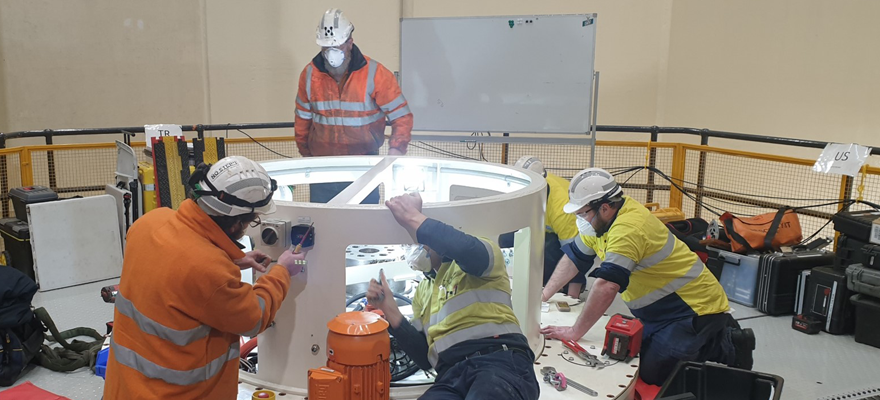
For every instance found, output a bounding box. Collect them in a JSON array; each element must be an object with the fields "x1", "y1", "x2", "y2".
[{"x1": 730, "y1": 327, "x2": 755, "y2": 370}]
